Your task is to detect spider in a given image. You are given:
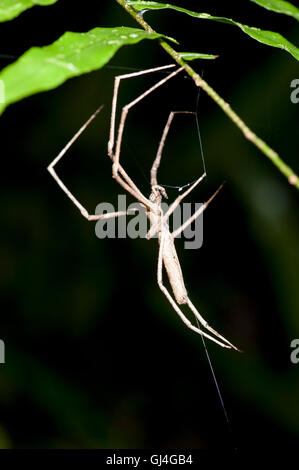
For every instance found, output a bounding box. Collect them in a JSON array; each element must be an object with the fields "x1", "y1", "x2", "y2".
[{"x1": 47, "y1": 63, "x2": 239, "y2": 351}]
